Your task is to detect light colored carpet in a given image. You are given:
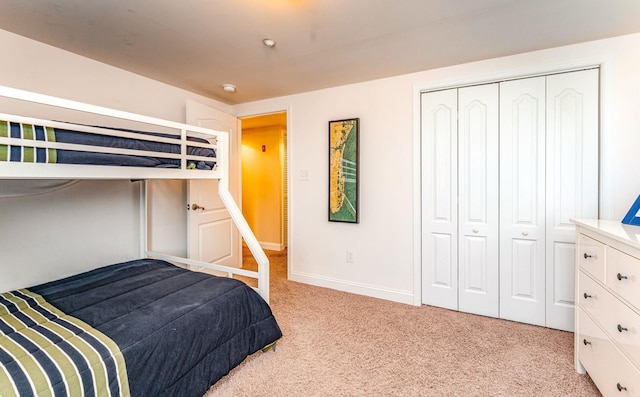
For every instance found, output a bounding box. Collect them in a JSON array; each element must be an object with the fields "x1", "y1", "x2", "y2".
[{"x1": 205, "y1": 248, "x2": 600, "y2": 397}]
